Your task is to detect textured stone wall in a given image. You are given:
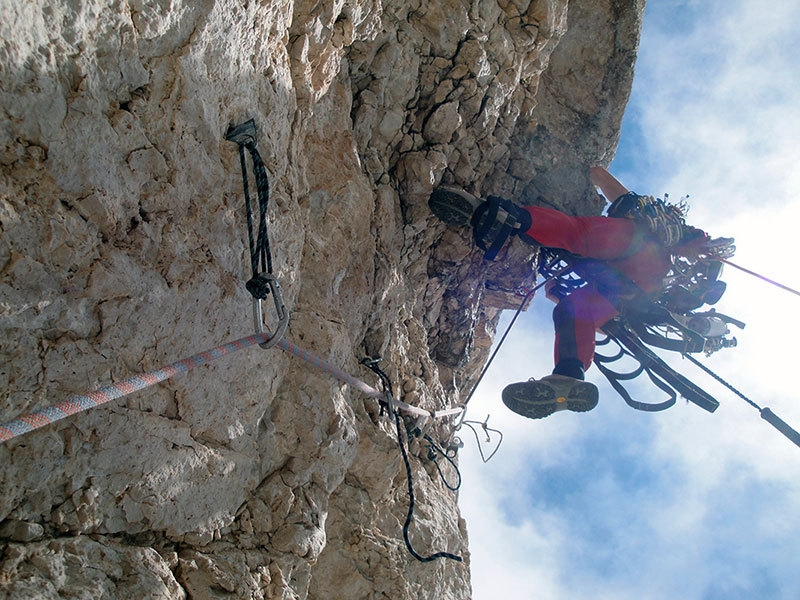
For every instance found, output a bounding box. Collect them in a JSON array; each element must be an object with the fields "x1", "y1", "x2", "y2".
[{"x1": 0, "y1": 0, "x2": 642, "y2": 598}]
